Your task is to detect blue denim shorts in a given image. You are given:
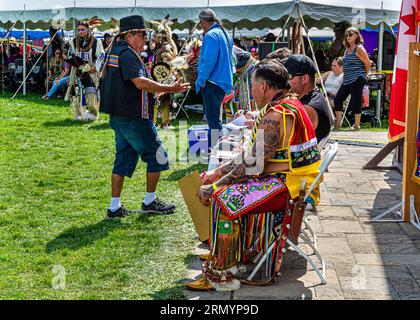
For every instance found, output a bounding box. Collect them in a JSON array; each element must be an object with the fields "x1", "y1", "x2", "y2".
[{"x1": 110, "y1": 115, "x2": 169, "y2": 177}]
